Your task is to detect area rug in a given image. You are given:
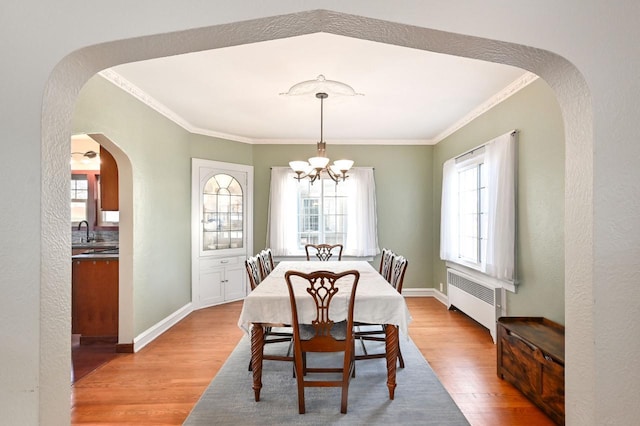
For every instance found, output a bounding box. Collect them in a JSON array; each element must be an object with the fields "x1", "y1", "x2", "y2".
[{"x1": 184, "y1": 332, "x2": 469, "y2": 425}]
